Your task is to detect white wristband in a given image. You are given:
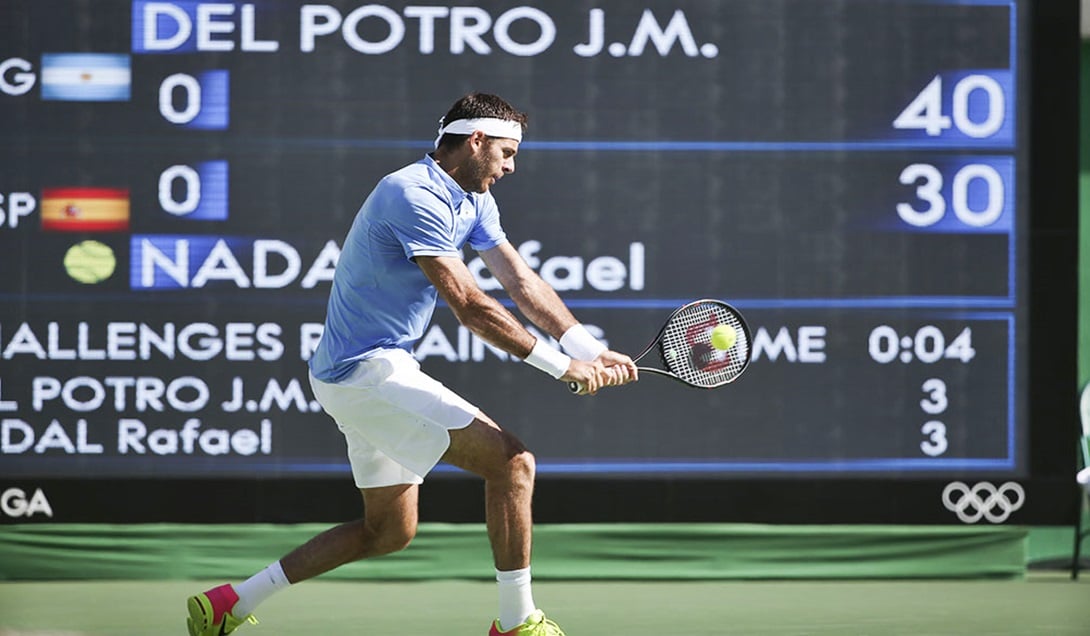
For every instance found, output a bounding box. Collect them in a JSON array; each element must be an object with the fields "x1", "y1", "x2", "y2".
[
  {"x1": 523, "y1": 339, "x2": 572, "y2": 379},
  {"x1": 559, "y1": 324, "x2": 607, "y2": 361}
]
